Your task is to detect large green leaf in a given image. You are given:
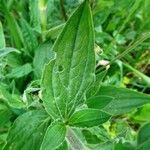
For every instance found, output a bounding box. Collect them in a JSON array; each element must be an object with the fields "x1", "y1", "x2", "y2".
[
  {"x1": 56, "y1": 140, "x2": 68, "y2": 150},
  {"x1": 4, "y1": 110, "x2": 50, "y2": 150},
  {"x1": 41, "y1": 0, "x2": 95, "y2": 119},
  {"x1": 68, "y1": 108, "x2": 111, "y2": 128},
  {"x1": 40, "y1": 122, "x2": 66, "y2": 150},
  {"x1": 90, "y1": 86, "x2": 150, "y2": 115},
  {"x1": 137, "y1": 122, "x2": 150, "y2": 150},
  {"x1": 136, "y1": 139, "x2": 150, "y2": 150}
]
